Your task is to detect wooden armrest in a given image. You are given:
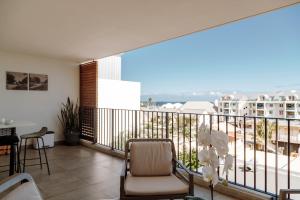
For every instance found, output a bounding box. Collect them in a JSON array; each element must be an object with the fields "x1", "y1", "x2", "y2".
[
  {"x1": 0, "y1": 173, "x2": 33, "y2": 193},
  {"x1": 120, "y1": 161, "x2": 127, "y2": 177},
  {"x1": 174, "y1": 159, "x2": 194, "y2": 195},
  {"x1": 174, "y1": 159, "x2": 191, "y2": 174},
  {"x1": 280, "y1": 189, "x2": 300, "y2": 200},
  {"x1": 120, "y1": 161, "x2": 127, "y2": 197}
]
